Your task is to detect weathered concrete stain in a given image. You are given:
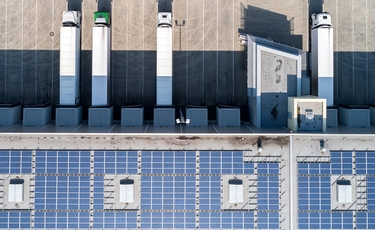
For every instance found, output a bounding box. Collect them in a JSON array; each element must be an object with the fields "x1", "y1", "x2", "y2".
[
  {"x1": 271, "y1": 103, "x2": 279, "y2": 120},
  {"x1": 275, "y1": 59, "x2": 283, "y2": 84}
]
